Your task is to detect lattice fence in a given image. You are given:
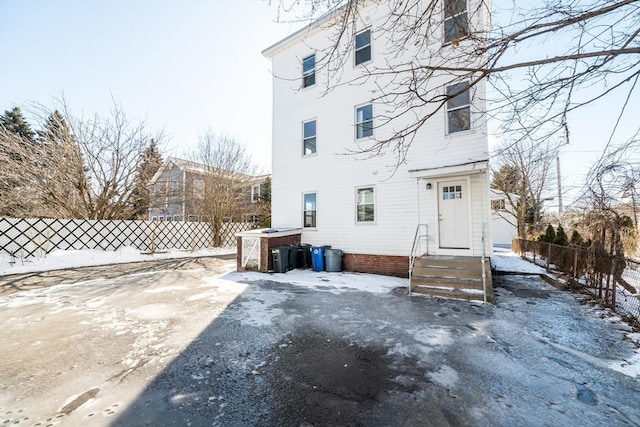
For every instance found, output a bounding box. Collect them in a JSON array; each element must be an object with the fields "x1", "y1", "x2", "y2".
[{"x1": 0, "y1": 217, "x2": 257, "y2": 258}]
